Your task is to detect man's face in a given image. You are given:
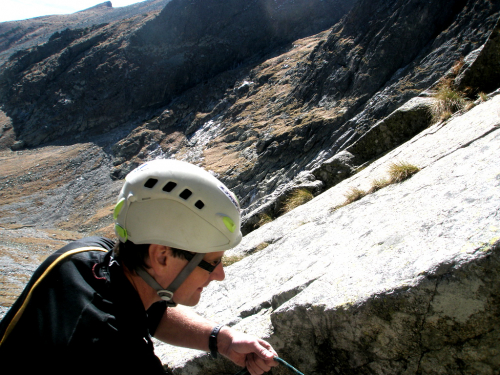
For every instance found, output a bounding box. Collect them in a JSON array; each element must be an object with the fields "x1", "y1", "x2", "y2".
[{"x1": 168, "y1": 250, "x2": 226, "y2": 306}]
